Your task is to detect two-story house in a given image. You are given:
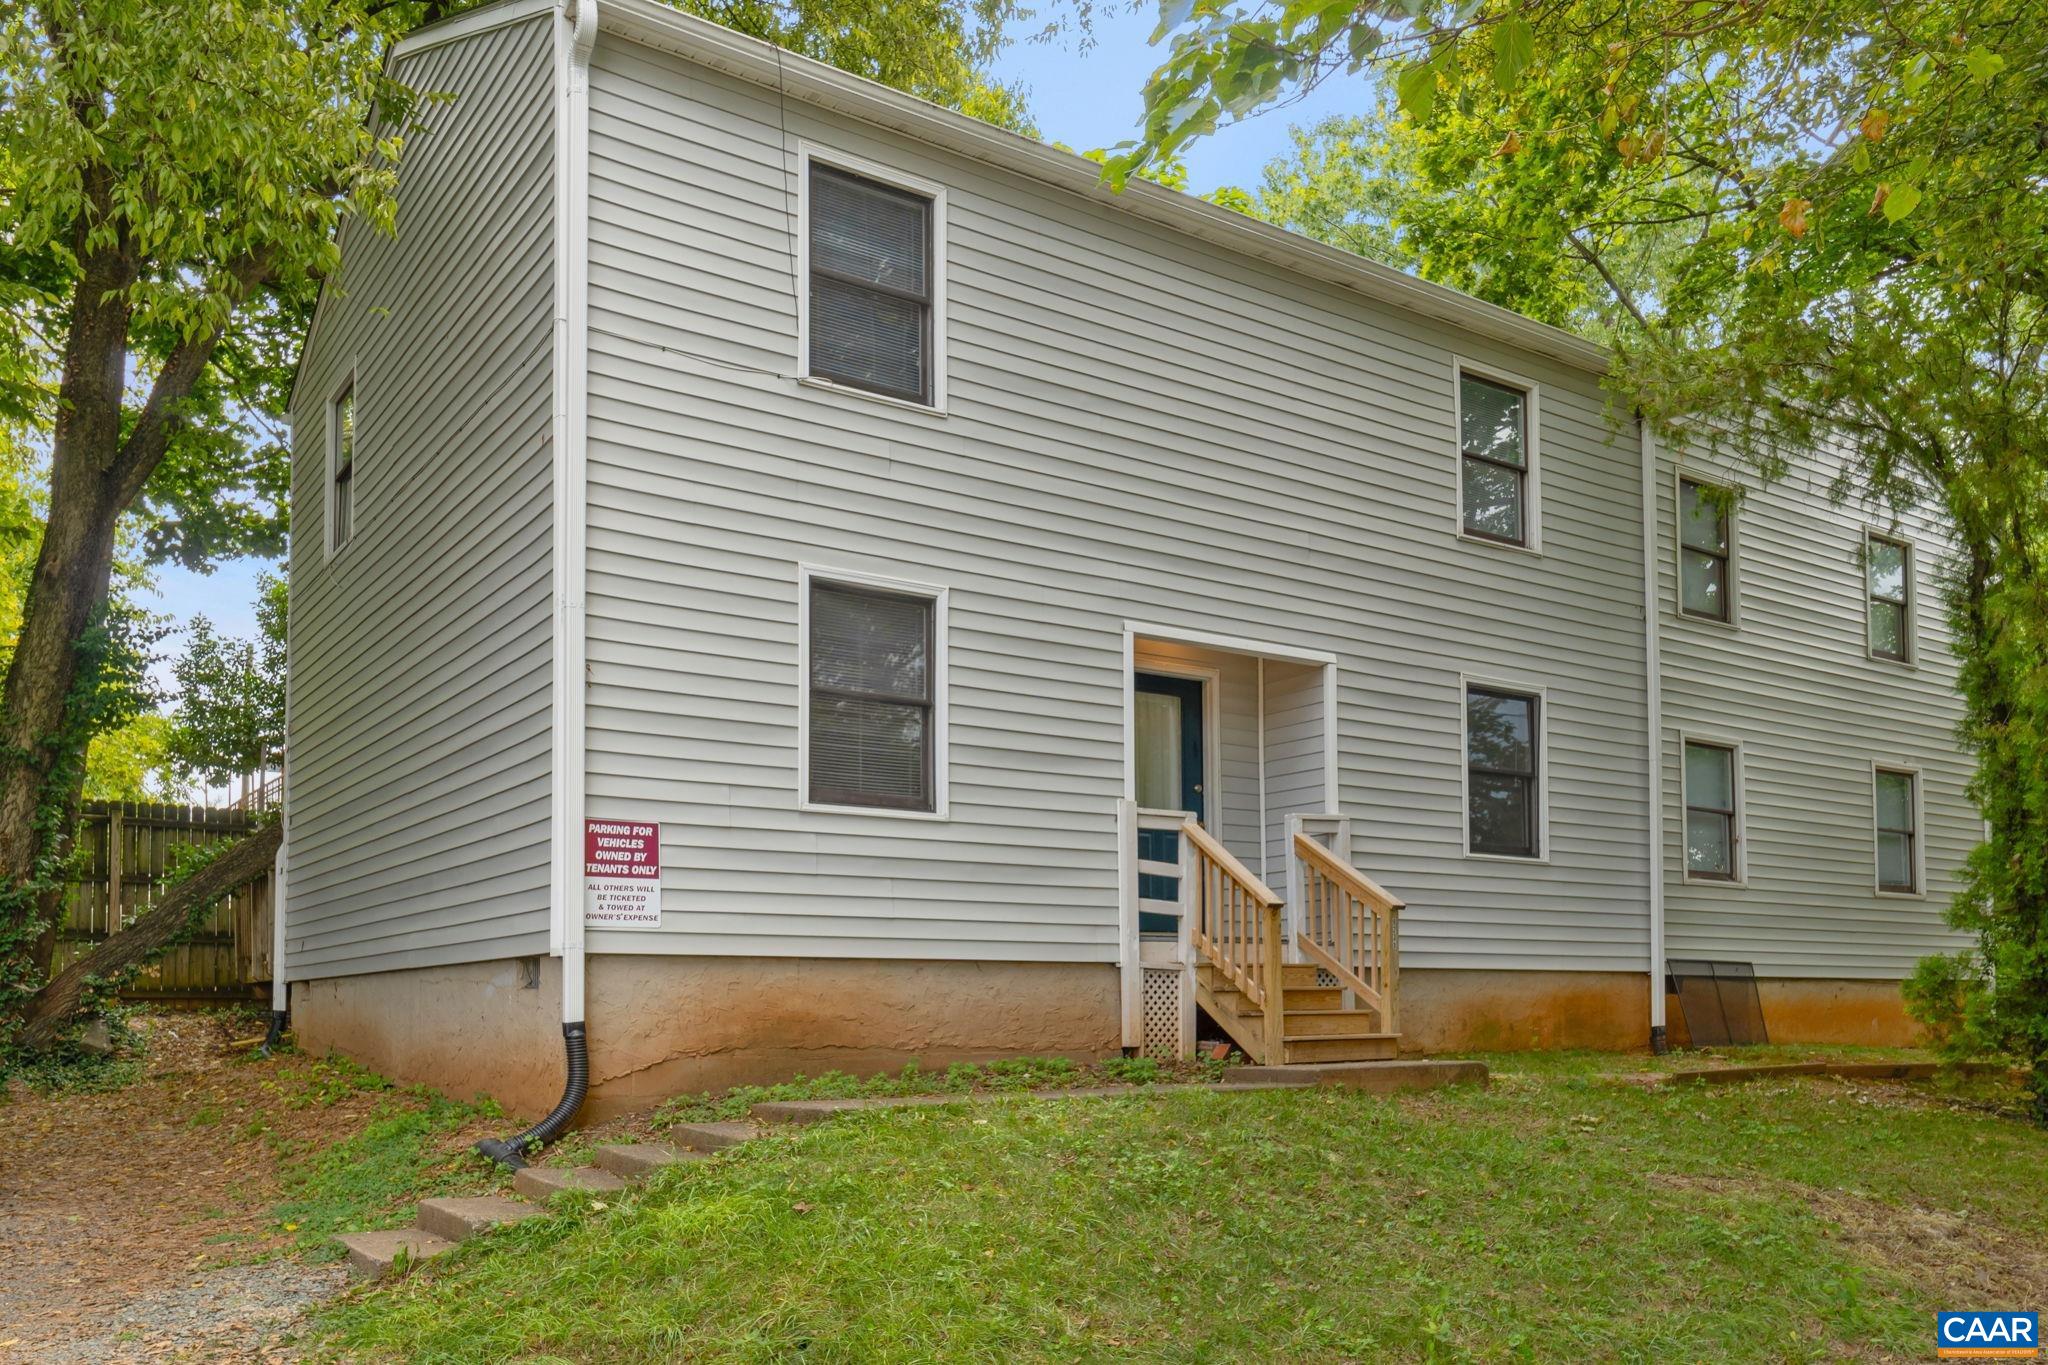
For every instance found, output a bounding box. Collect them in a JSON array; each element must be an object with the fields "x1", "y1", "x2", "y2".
[{"x1": 279, "y1": 0, "x2": 1972, "y2": 1121}]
